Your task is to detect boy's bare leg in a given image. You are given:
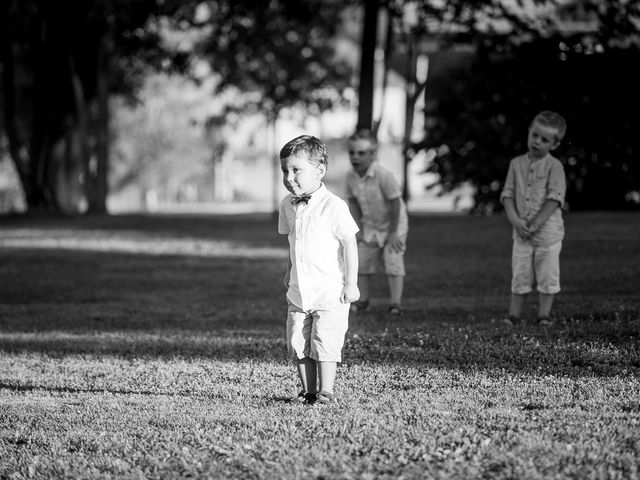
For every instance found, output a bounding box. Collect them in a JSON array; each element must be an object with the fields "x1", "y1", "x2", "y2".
[
  {"x1": 358, "y1": 274, "x2": 371, "y2": 302},
  {"x1": 509, "y1": 293, "x2": 526, "y2": 318},
  {"x1": 317, "y1": 361, "x2": 337, "y2": 394},
  {"x1": 296, "y1": 358, "x2": 317, "y2": 393},
  {"x1": 388, "y1": 275, "x2": 404, "y2": 305},
  {"x1": 538, "y1": 293, "x2": 555, "y2": 318}
]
